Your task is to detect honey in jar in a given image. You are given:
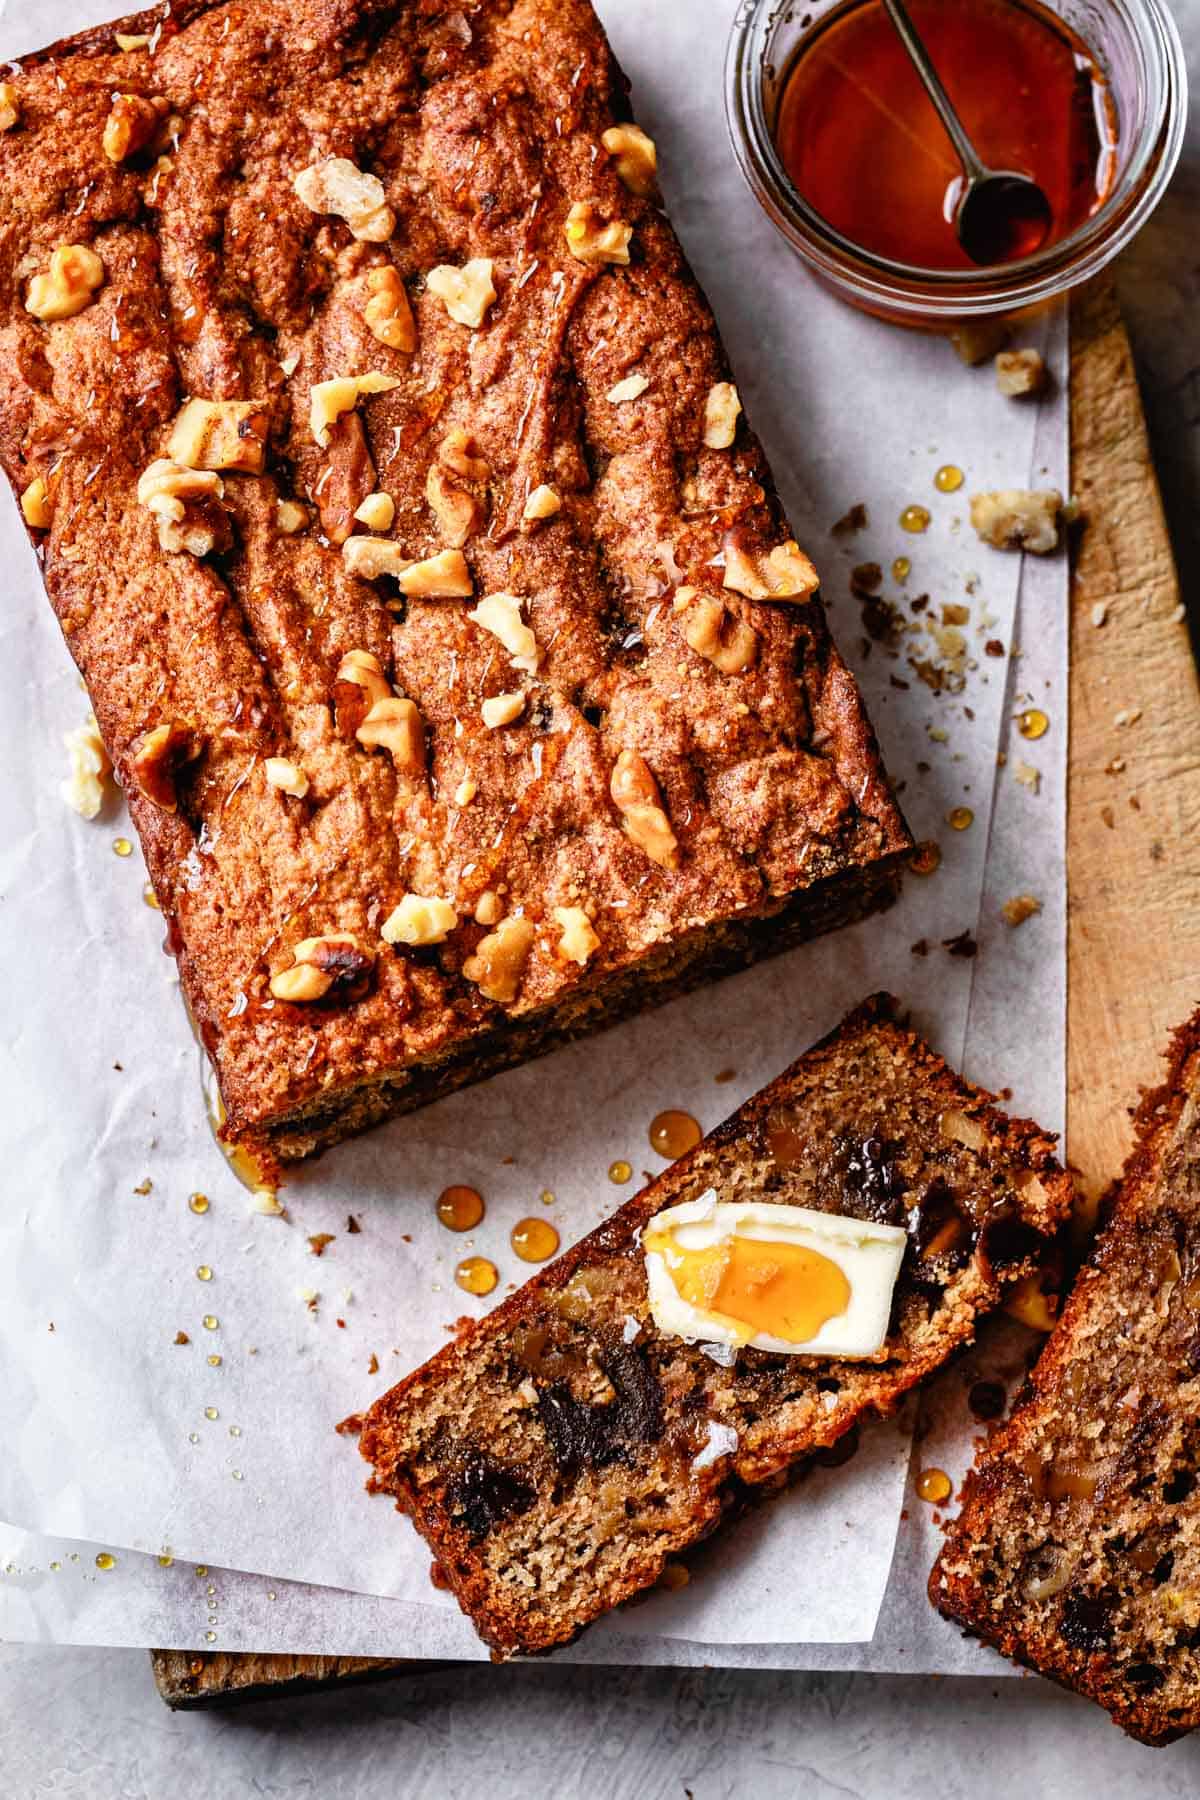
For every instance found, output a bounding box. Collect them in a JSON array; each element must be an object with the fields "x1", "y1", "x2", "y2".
[{"x1": 774, "y1": 0, "x2": 1116, "y2": 269}]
